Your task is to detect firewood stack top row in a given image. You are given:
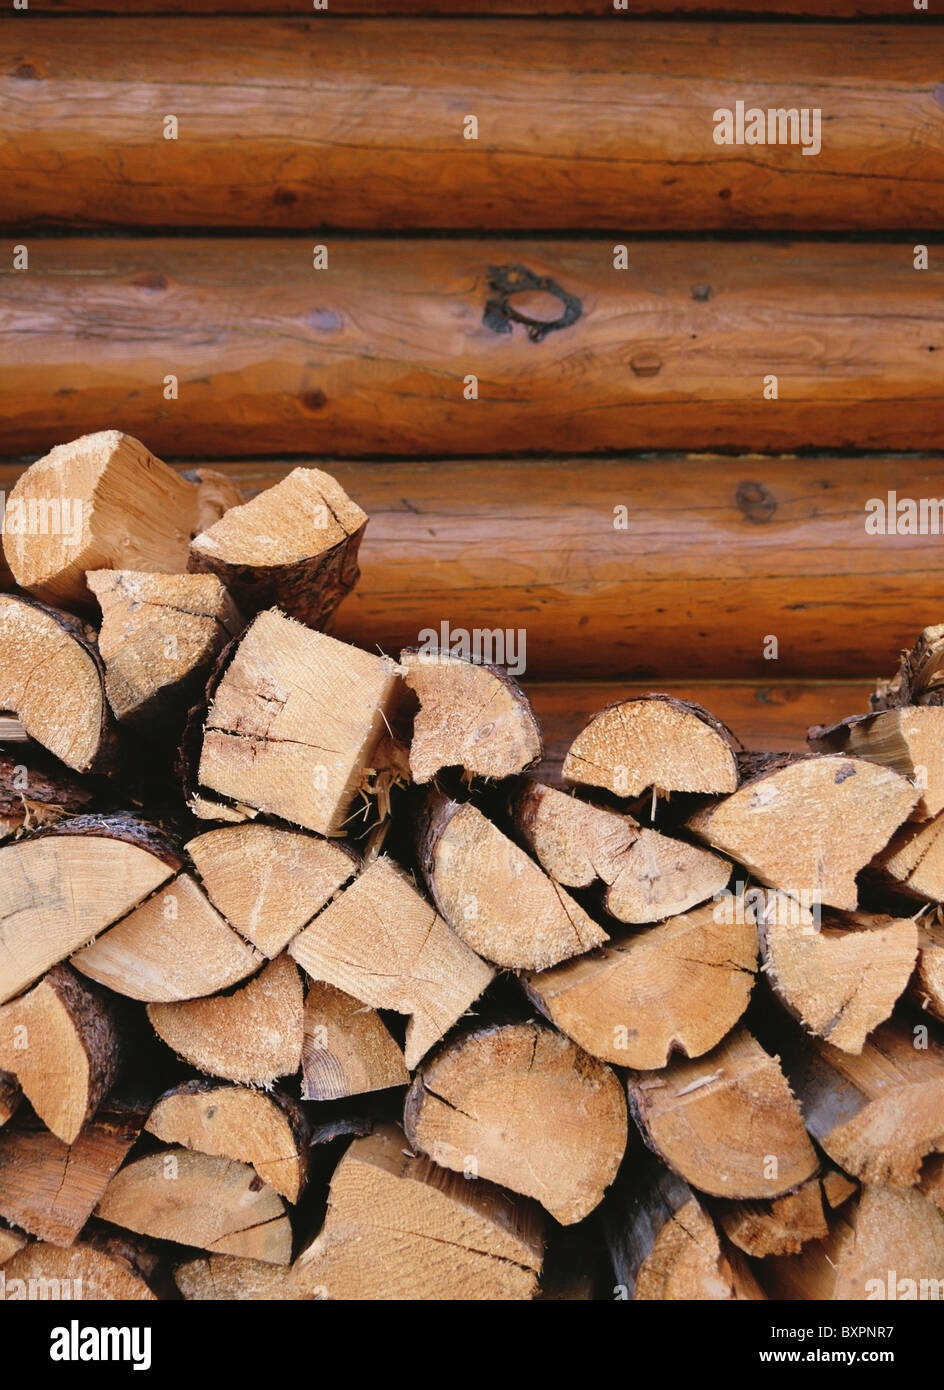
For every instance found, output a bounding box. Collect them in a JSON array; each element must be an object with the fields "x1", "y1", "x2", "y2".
[{"x1": 0, "y1": 430, "x2": 943, "y2": 1301}]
